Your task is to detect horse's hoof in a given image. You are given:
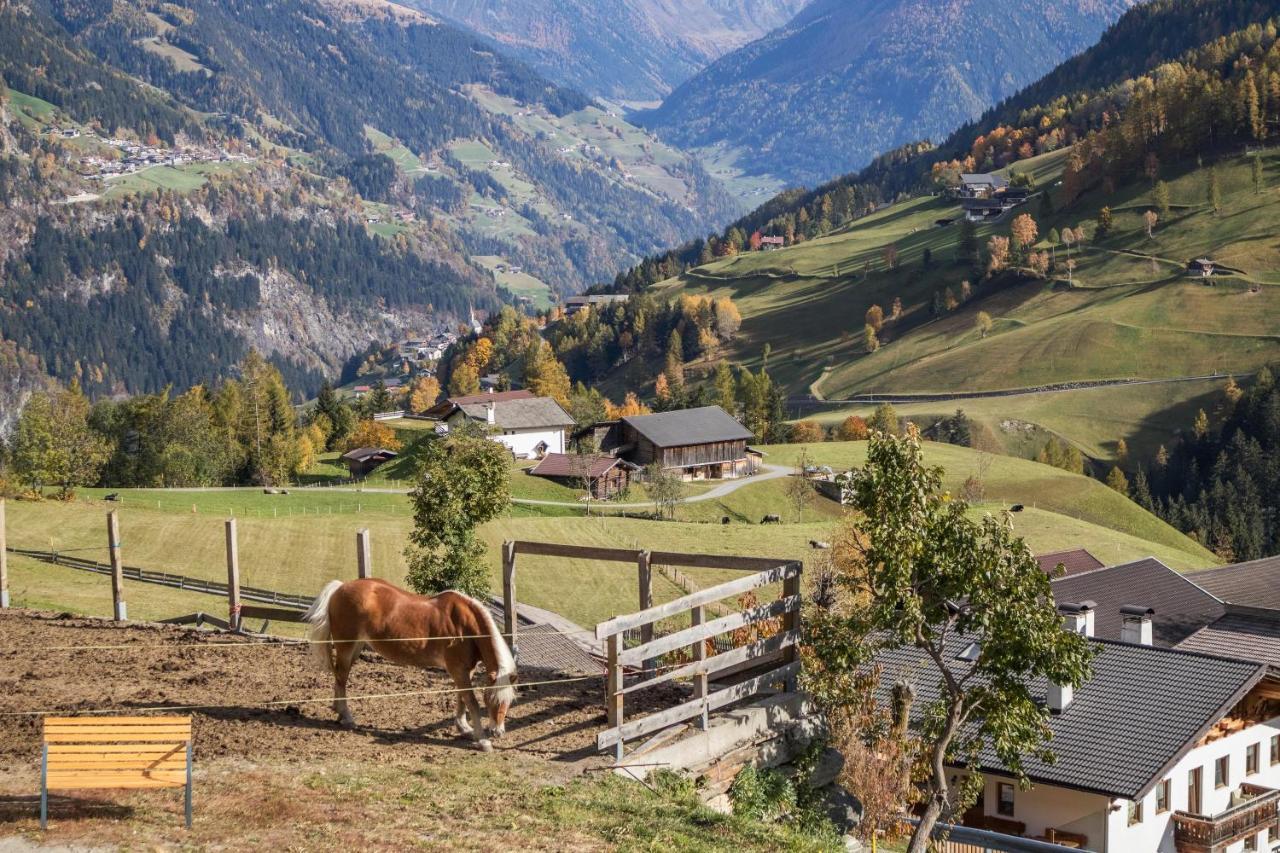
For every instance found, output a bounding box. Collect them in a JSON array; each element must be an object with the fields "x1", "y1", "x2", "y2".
[
  {"x1": 339, "y1": 717, "x2": 356, "y2": 729},
  {"x1": 477, "y1": 739, "x2": 494, "y2": 753}
]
